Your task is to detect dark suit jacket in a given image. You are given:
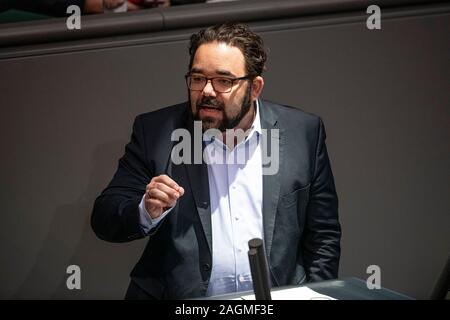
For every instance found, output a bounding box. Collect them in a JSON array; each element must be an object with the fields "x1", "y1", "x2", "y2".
[{"x1": 91, "y1": 99, "x2": 341, "y2": 299}]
